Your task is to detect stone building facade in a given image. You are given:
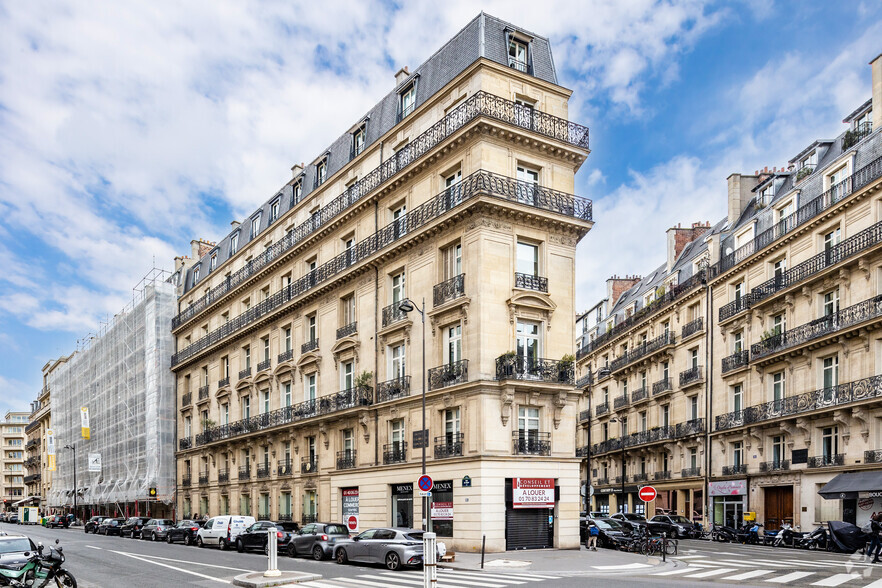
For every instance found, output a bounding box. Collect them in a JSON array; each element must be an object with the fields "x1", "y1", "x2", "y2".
[{"x1": 1, "y1": 411, "x2": 28, "y2": 513}]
